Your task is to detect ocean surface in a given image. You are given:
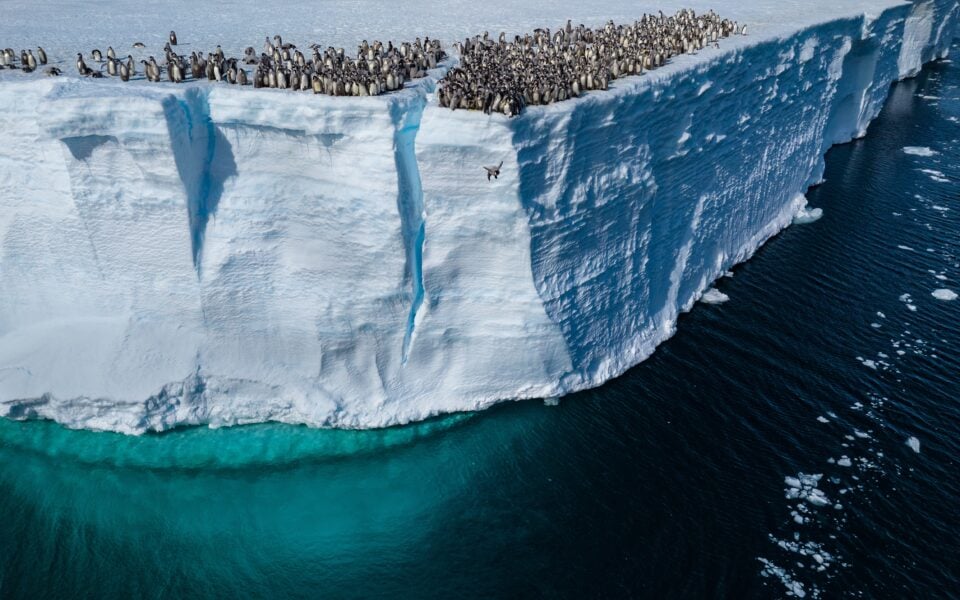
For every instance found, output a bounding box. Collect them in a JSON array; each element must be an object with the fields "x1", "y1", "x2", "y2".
[{"x1": 2, "y1": 45, "x2": 959, "y2": 600}]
